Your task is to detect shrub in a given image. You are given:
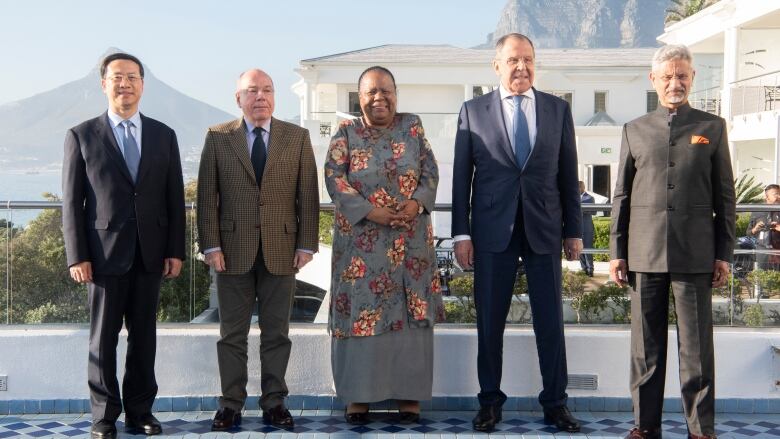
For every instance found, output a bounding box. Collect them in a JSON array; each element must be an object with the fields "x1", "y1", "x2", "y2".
[{"x1": 743, "y1": 303, "x2": 765, "y2": 327}]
